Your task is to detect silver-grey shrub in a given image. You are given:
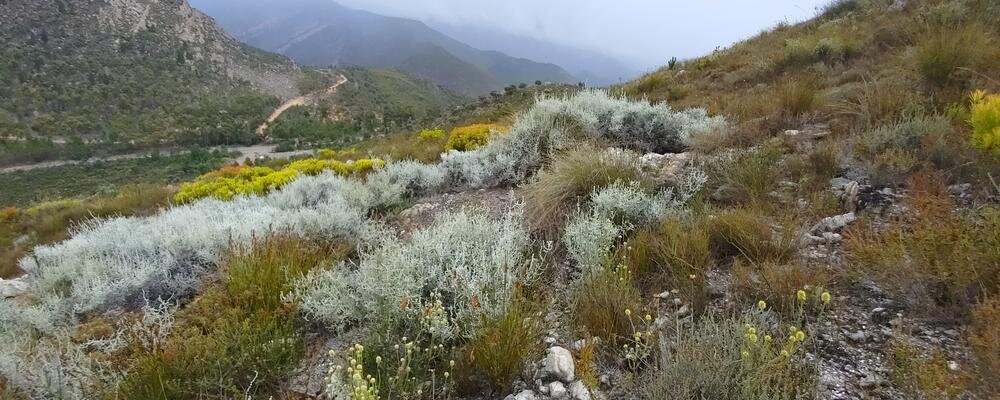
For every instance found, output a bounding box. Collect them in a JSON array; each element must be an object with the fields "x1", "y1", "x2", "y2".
[
  {"x1": 441, "y1": 90, "x2": 725, "y2": 188},
  {"x1": 294, "y1": 206, "x2": 538, "y2": 337},
  {"x1": 17, "y1": 172, "x2": 394, "y2": 324}
]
